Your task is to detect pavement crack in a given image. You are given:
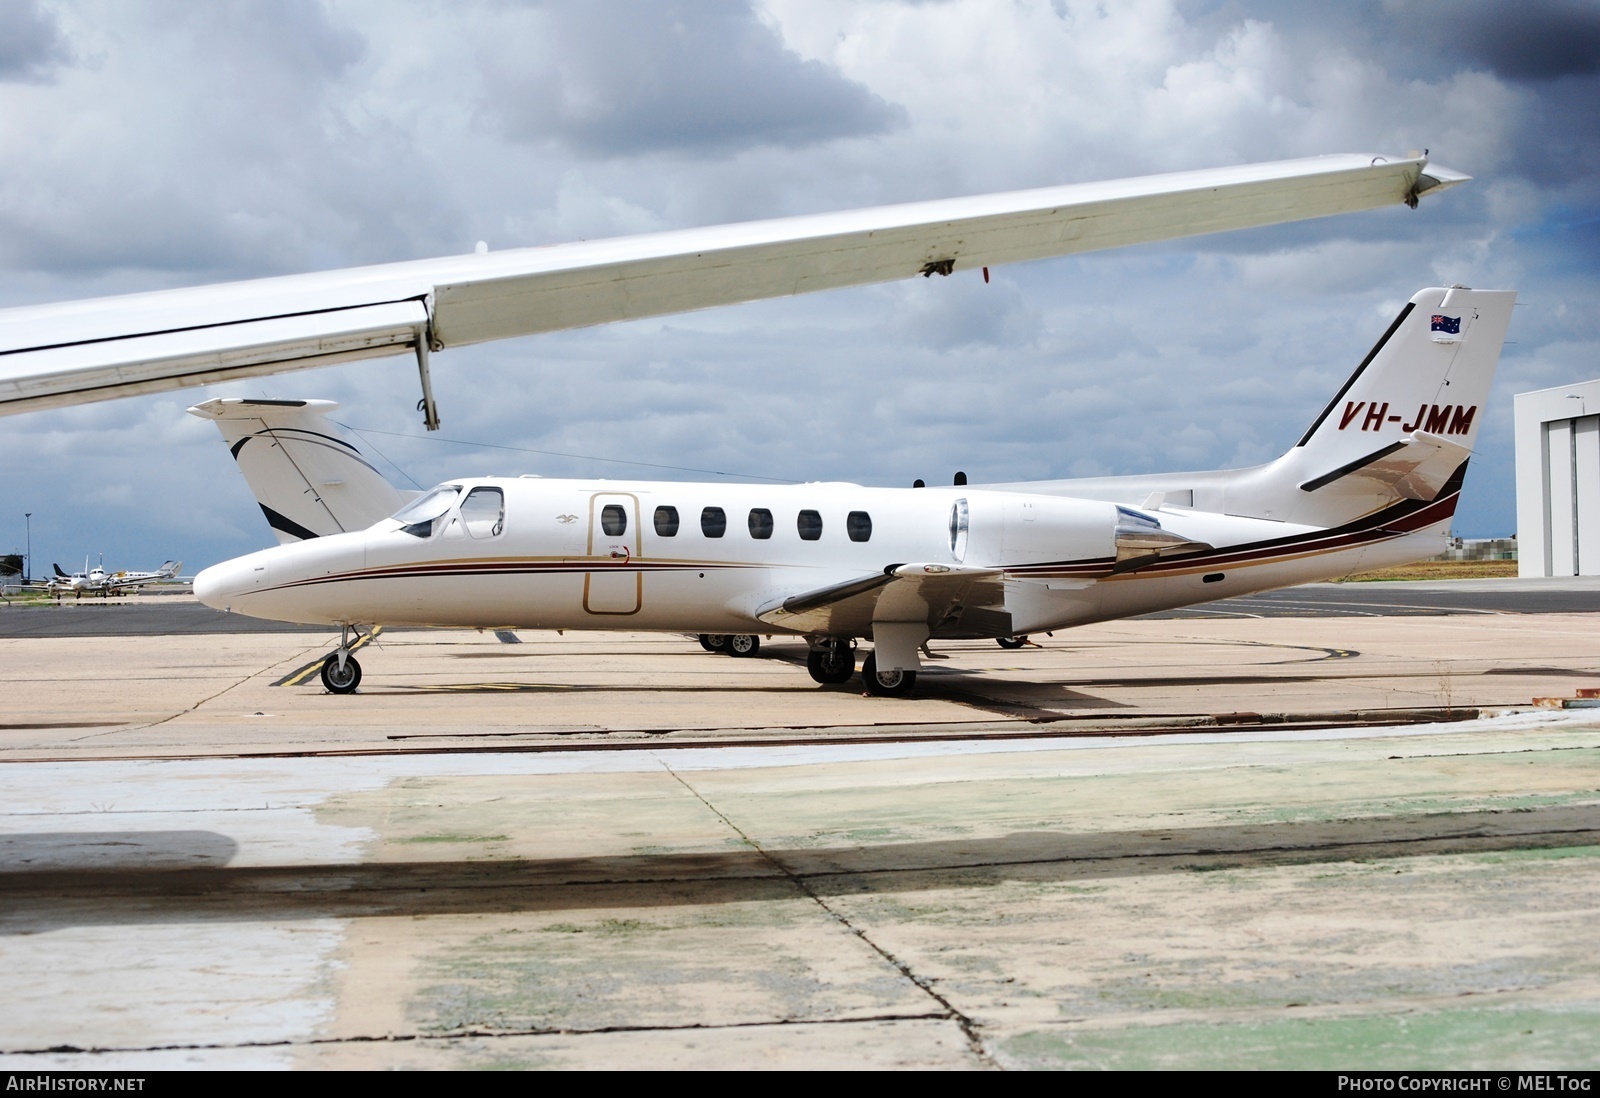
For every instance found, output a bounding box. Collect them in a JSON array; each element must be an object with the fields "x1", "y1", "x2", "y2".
[
  {"x1": 660, "y1": 761, "x2": 1001, "y2": 1070},
  {"x1": 73, "y1": 641, "x2": 331, "y2": 740},
  {"x1": 0, "y1": 1011, "x2": 953, "y2": 1057}
]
